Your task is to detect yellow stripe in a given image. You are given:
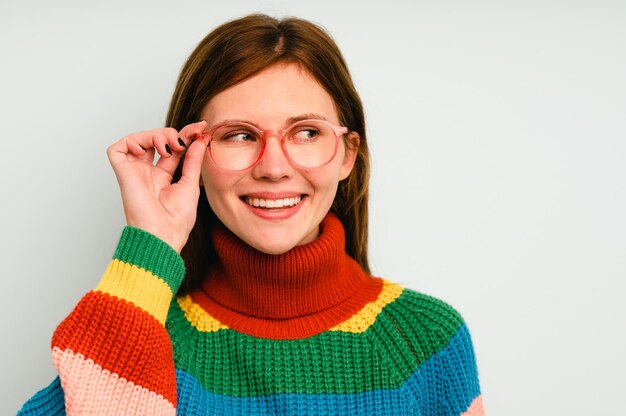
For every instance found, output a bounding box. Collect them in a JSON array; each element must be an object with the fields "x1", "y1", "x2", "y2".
[
  {"x1": 329, "y1": 280, "x2": 404, "y2": 333},
  {"x1": 177, "y1": 295, "x2": 230, "y2": 332},
  {"x1": 96, "y1": 259, "x2": 173, "y2": 325}
]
